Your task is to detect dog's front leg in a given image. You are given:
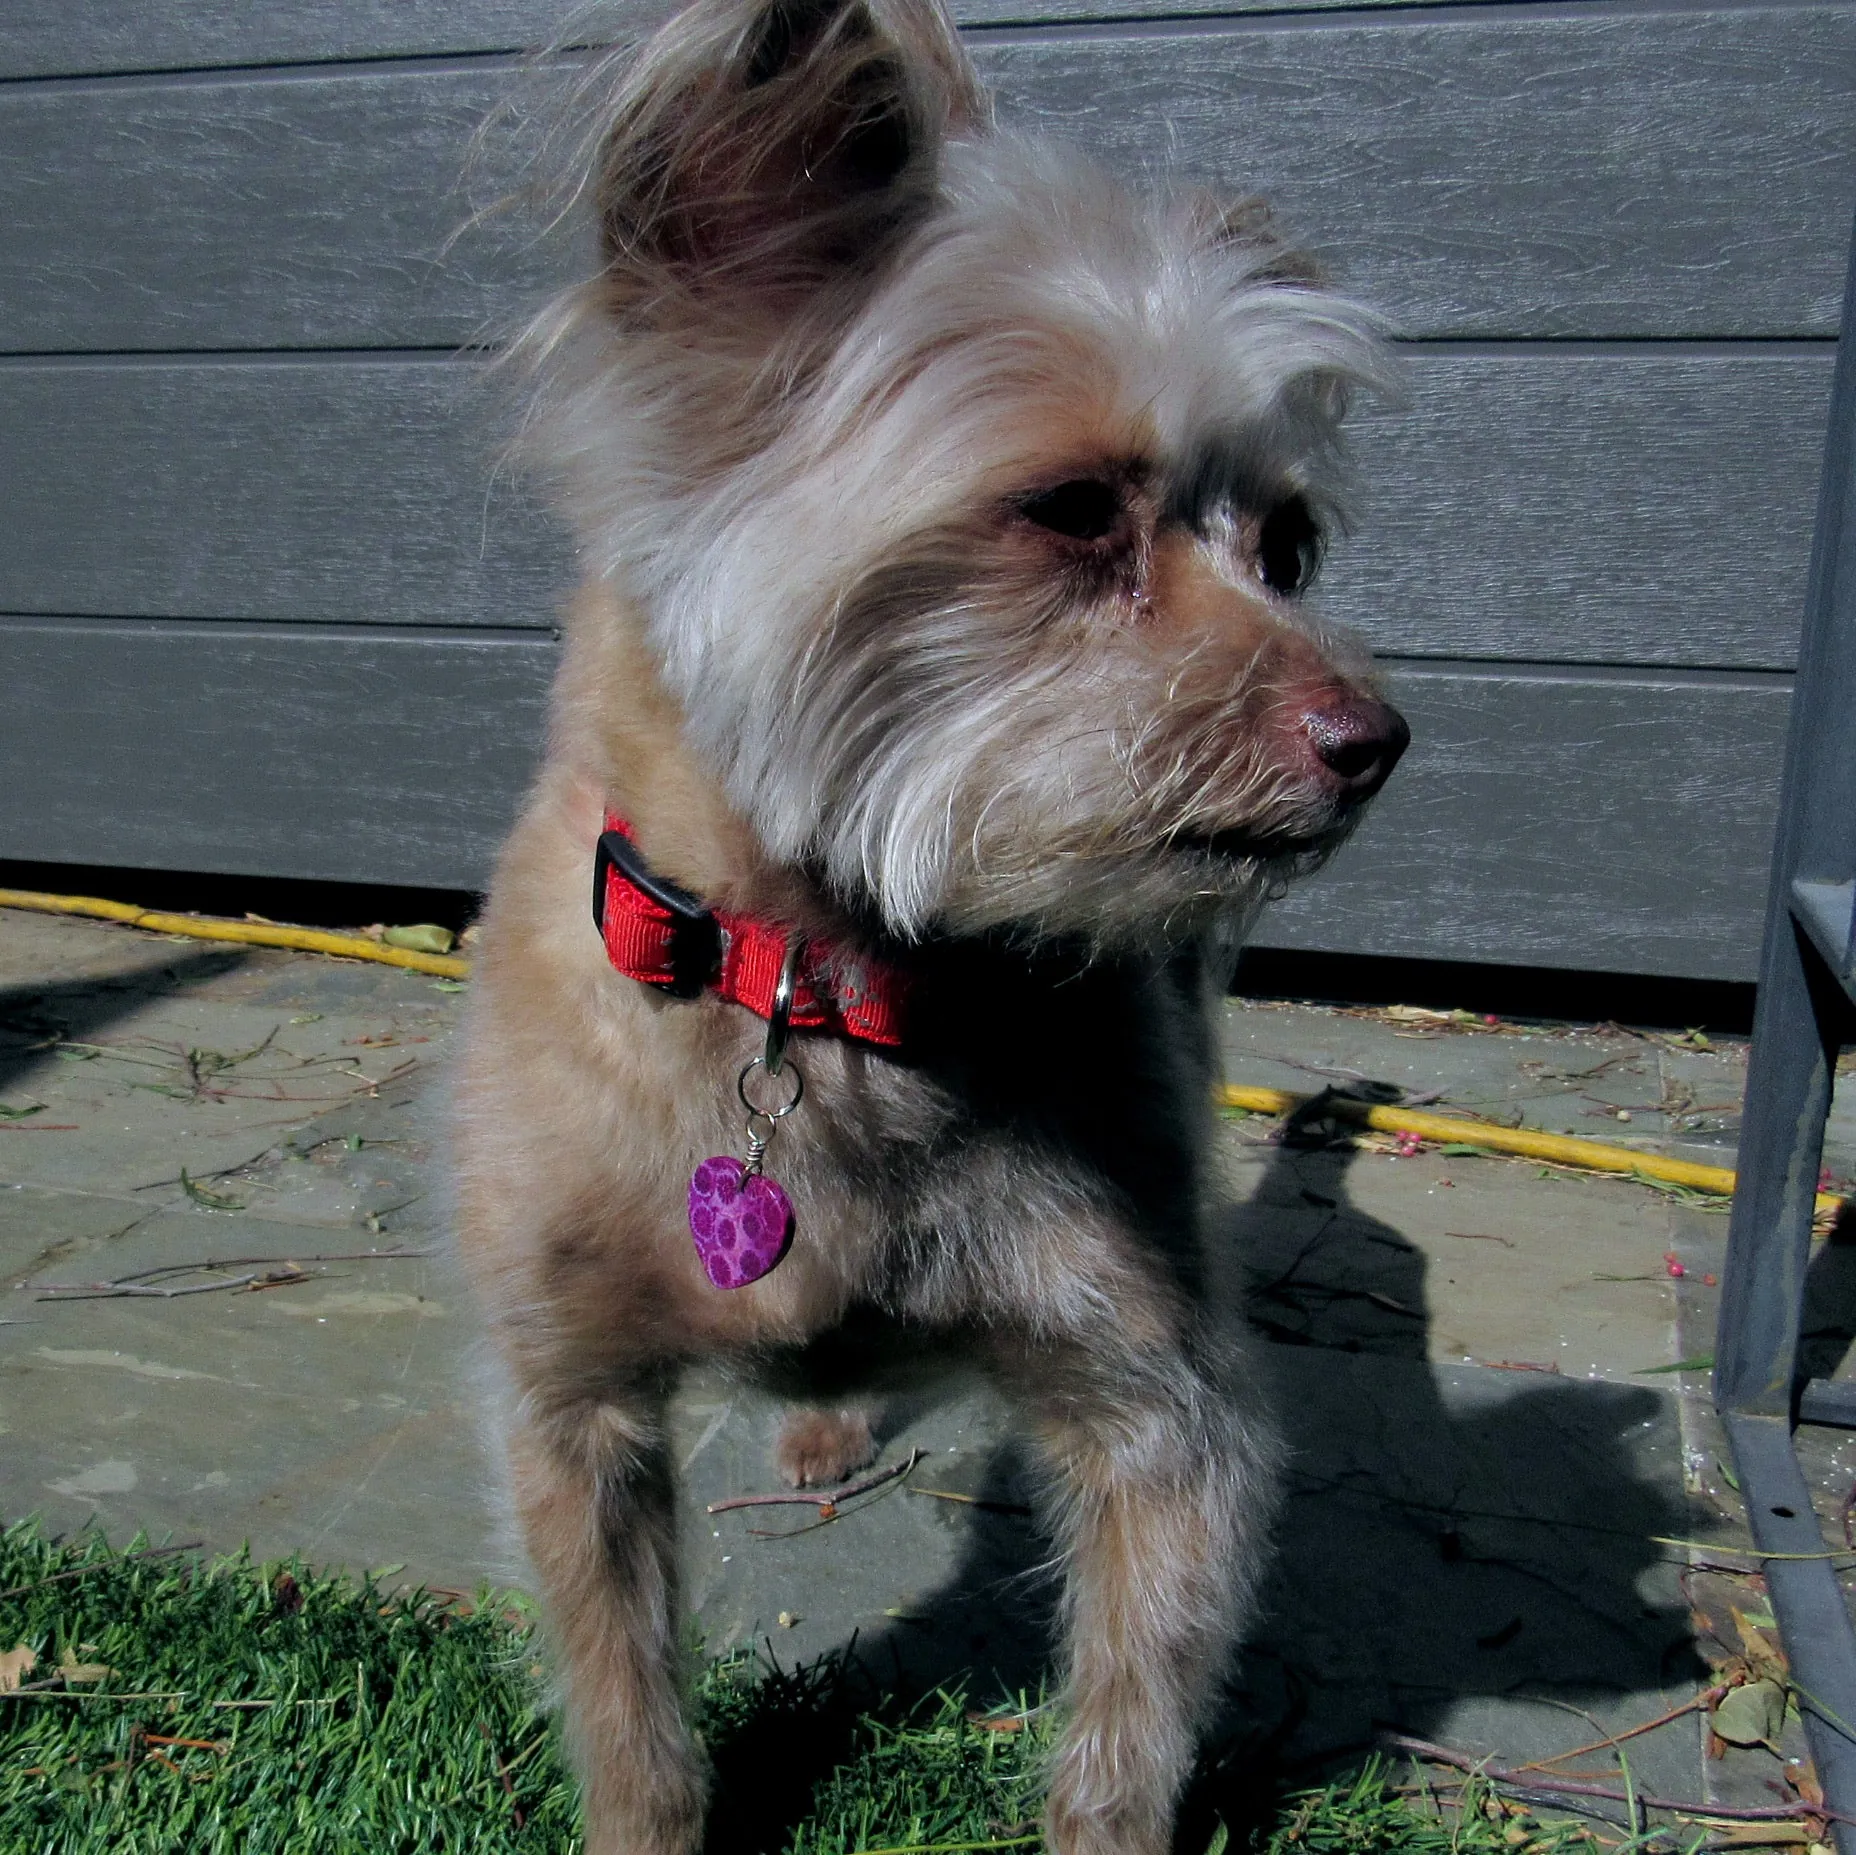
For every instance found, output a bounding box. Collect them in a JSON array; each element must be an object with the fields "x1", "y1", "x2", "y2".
[
  {"x1": 1012, "y1": 1337, "x2": 1282, "y2": 1855},
  {"x1": 510, "y1": 1391, "x2": 706, "y2": 1855}
]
